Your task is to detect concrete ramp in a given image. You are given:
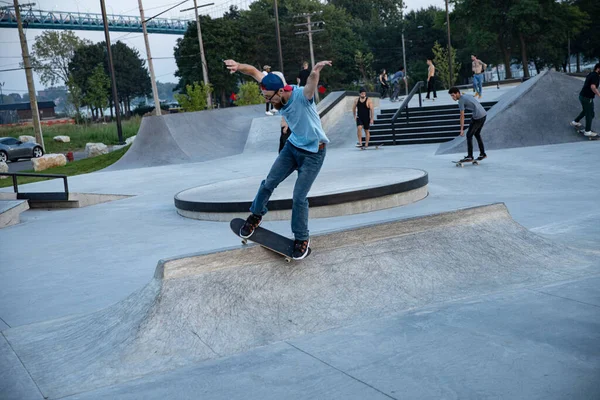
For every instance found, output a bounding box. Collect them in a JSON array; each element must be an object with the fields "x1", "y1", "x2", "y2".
[
  {"x1": 0, "y1": 200, "x2": 28, "y2": 228},
  {"x1": 436, "y1": 71, "x2": 600, "y2": 155},
  {"x1": 4, "y1": 203, "x2": 595, "y2": 399},
  {"x1": 109, "y1": 105, "x2": 264, "y2": 170}
]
